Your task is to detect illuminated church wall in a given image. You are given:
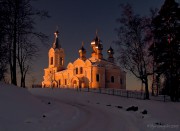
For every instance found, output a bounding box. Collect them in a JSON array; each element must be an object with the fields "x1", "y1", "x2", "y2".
[{"x1": 42, "y1": 30, "x2": 126, "y2": 89}]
